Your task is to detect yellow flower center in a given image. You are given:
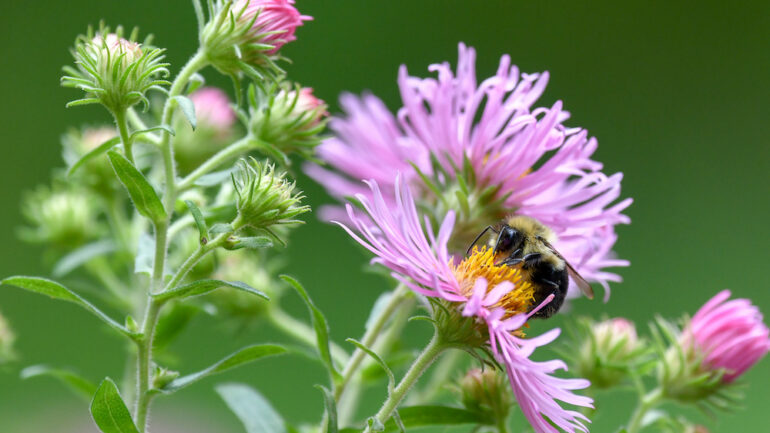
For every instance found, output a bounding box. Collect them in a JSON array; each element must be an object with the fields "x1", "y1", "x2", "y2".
[{"x1": 451, "y1": 246, "x2": 535, "y2": 318}]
